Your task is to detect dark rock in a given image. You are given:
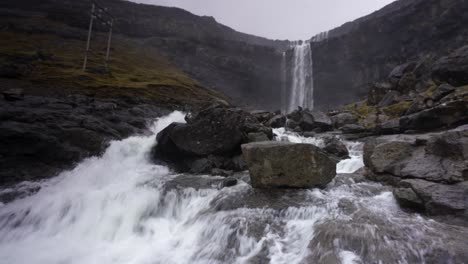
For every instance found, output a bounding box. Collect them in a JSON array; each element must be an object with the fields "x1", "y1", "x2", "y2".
[
  {"x1": 400, "y1": 100, "x2": 468, "y2": 132},
  {"x1": 285, "y1": 119, "x2": 299, "y2": 131},
  {"x1": 365, "y1": 127, "x2": 468, "y2": 218},
  {"x1": 368, "y1": 82, "x2": 393, "y2": 105},
  {"x1": 432, "y1": 83, "x2": 456, "y2": 102},
  {"x1": 388, "y1": 62, "x2": 417, "y2": 85},
  {"x1": 367, "y1": 141, "x2": 414, "y2": 174},
  {"x1": 247, "y1": 132, "x2": 270, "y2": 143},
  {"x1": 331, "y1": 112, "x2": 358, "y2": 129},
  {"x1": 405, "y1": 96, "x2": 427, "y2": 115},
  {"x1": 432, "y1": 45, "x2": 468, "y2": 87},
  {"x1": 250, "y1": 110, "x2": 275, "y2": 124},
  {"x1": 377, "y1": 119, "x2": 401, "y2": 135},
  {"x1": 339, "y1": 124, "x2": 366, "y2": 134},
  {"x1": 241, "y1": 142, "x2": 336, "y2": 188},
  {"x1": 397, "y1": 72, "x2": 417, "y2": 93},
  {"x1": 393, "y1": 187, "x2": 425, "y2": 211},
  {"x1": 2, "y1": 88, "x2": 24, "y2": 101},
  {"x1": 211, "y1": 168, "x2": 234, "y2": 177},
  {"x1": 300, "y1": 111, "x2": 332, "y2": 132},
  {"x1": 323, "y1": 137, "x2": 350, "y2": 160},
  {"x1": 267, "y1": 114, "x2": 286, "y2": 128},
  {"x1": 378, "y1": 90, "x2": 400, "y2": 107},
  {"x1": 399, "y1": 179, "x2": 468, "y2": 216},
  {"x1": 152, "y1": 105, "x2": 269, "y2": 173},
  {"x1": 301, "y1": 131, "x2": 316, "y2": 138},
  {"x1": 221, "y1": 177, "x2": 238, "y2": 188}
]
